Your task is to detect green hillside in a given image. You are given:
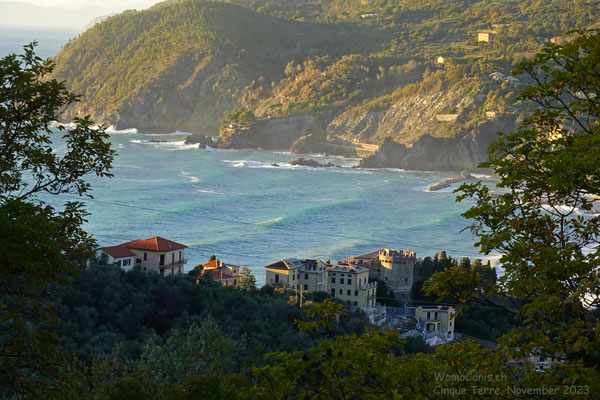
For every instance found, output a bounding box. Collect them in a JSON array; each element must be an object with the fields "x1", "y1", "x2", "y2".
[{"x1": 51, "y1": 0, "x2": 600, "y2": 167}]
